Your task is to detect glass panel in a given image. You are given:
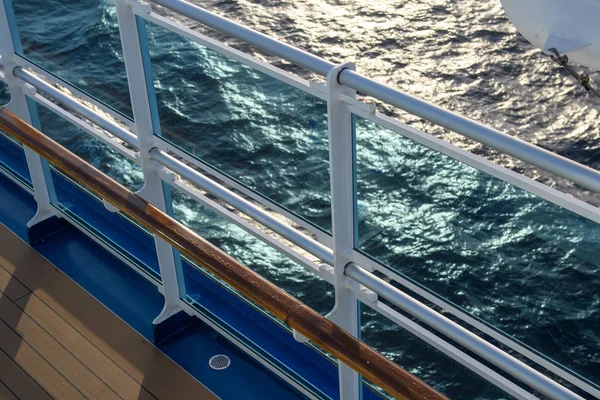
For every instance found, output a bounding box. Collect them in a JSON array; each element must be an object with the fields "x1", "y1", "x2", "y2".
[
  {"x1": 0, "y1": 83, "x2": 32, "y2": 184},
  {"x1": 0, "y1": 80, "x2": 9, "y2": 105},
  {"x1": 169, "y1": 184, "x2": 334, "y2": 315},
  {"x1": 0, "y1": 130, "x2": 31, "y2": 185},
  {"x1": 10, "y1": 0, "x2": 132, "y2": 116},
  {"x1": 171, "y1": 183, "x2": 340, "y2": 398},
  {"x1": 36, "y1": 104, "x2": 143, "y2": 191},
  {"x1": 144, "y1": 21, "x2": 331, "y2": 230},
  {"x1": 37, "y1": 105, "x2": 156, "y2": 275},
  {"x1": 355, "y1": 115, "x2": 600, "y2": 385},
  {"x1": 180, "y1": 257, "x2": 341, "y2": 400},
  {"x1": 360, "y1": 303, "x2": 512, "y2": 400},
  {"x1": 51, "y1": 169, "x2": 160, "y2": 278}
]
